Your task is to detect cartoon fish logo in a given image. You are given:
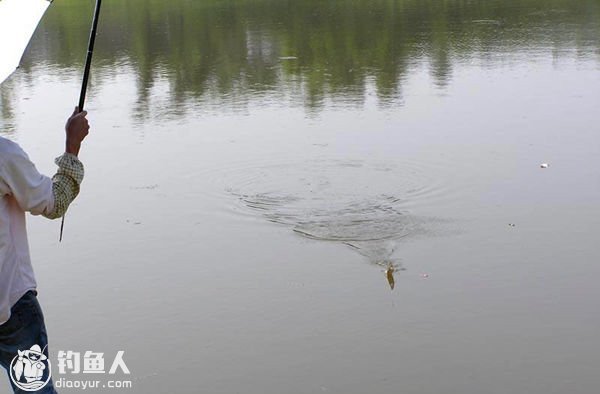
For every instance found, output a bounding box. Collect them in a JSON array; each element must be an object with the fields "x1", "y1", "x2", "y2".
[{"x1": 10, "y1": 344, "x2": 52, "y2": 392}]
